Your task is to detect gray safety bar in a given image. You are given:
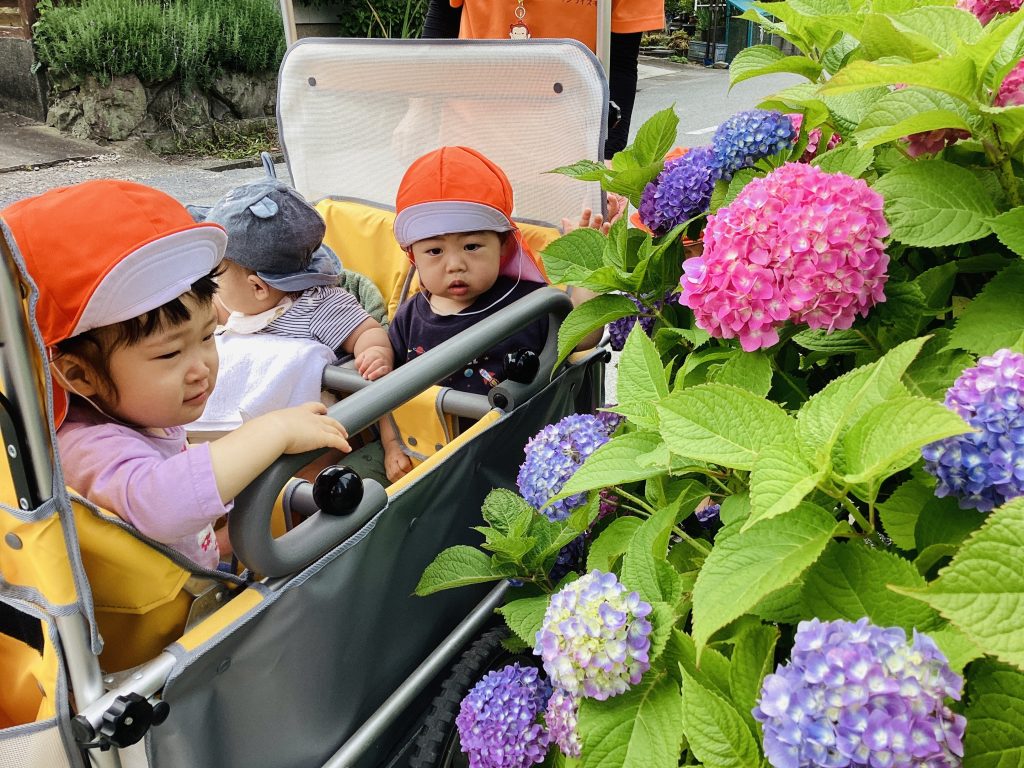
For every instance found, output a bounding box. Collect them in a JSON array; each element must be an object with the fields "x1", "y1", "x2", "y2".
[{"x1": 229, "y1": 287, "x2": 573, "y2": 578}]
